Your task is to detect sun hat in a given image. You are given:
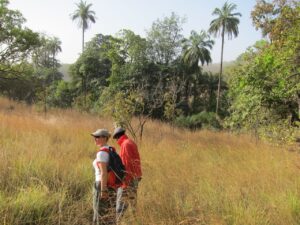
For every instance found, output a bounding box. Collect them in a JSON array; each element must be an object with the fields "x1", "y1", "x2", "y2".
[
  {"x1": 91, "y1": 129, "x2": 111, "y2": 138},
  {"x1": 112, "y1": 127, "x2": 126, "y2": 139}
]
